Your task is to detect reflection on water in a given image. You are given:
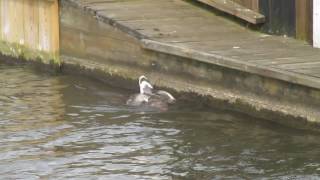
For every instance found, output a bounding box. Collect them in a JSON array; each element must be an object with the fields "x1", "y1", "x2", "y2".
[{"x1": 0, "y1": 62, "x2": 320, "y2": 179}]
